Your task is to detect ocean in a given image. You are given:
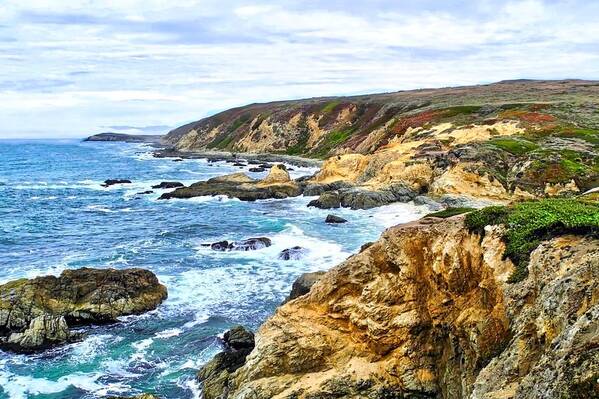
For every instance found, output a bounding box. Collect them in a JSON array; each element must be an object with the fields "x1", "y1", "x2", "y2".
[{"x1": 0, "y1": 139, "x2": 429, "y2": 398}]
